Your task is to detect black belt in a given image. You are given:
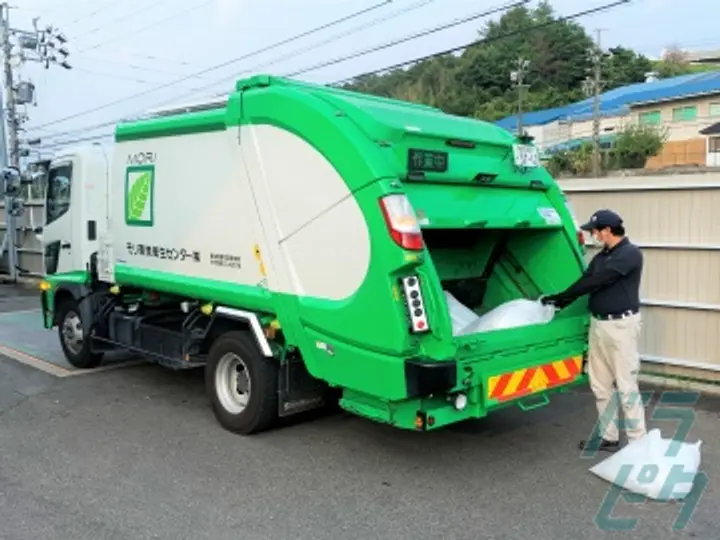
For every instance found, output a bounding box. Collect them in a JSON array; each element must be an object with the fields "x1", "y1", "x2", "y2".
[{"x1": 592, "y1": 309, "x2": 638, "y2": 321}]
